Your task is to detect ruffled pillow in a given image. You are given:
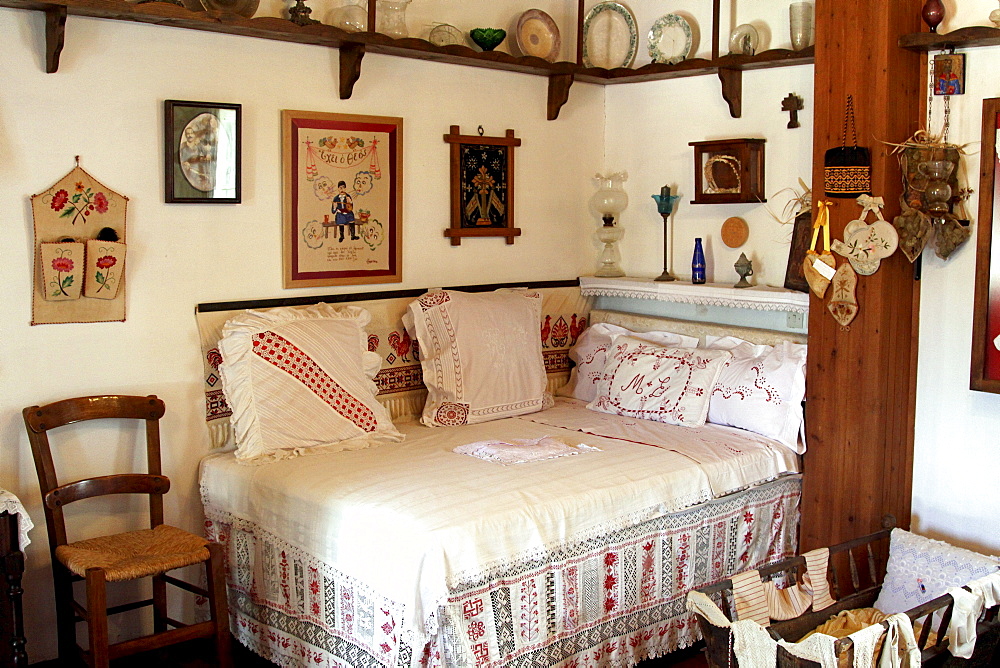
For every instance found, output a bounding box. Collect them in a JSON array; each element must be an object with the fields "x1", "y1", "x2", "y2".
[
  {"x1": 704, "y1": 336, "x2": 808, "y2": 452},
  {"x1": 558, "y1": 323, "x2": 699, "y2": 403},
  {"x1": 218, "y1": 304, "x2": 402, "y2": 462},
  {"x1": 587, "y1": 334, "x2": 731, "y2": 427}
]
